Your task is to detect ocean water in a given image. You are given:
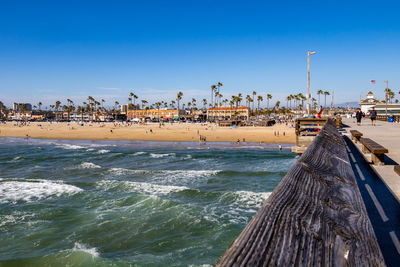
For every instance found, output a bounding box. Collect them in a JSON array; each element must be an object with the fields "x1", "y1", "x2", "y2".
[{"x1": 0, "y1": 138, "x2": 296, "y2": 266}]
